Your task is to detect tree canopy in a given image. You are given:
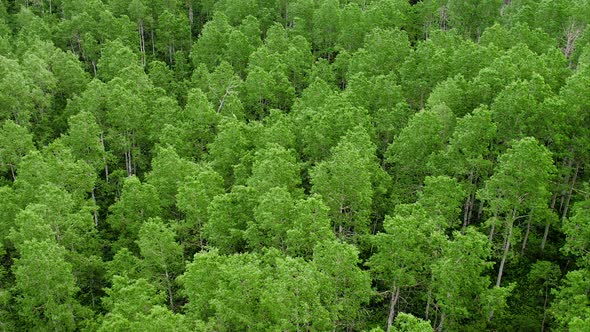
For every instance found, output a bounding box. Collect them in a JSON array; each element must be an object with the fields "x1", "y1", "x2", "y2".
[{"x1": 1, "y1": 0, "x2": 589, "y2": 330}]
